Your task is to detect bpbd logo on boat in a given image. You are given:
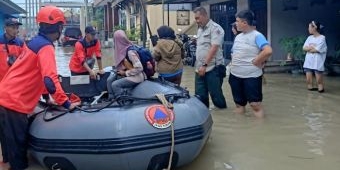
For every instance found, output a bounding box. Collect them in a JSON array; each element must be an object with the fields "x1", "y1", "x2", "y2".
[{"x1": 145, "y1": 105, "x2": 174, "y2": 129}]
